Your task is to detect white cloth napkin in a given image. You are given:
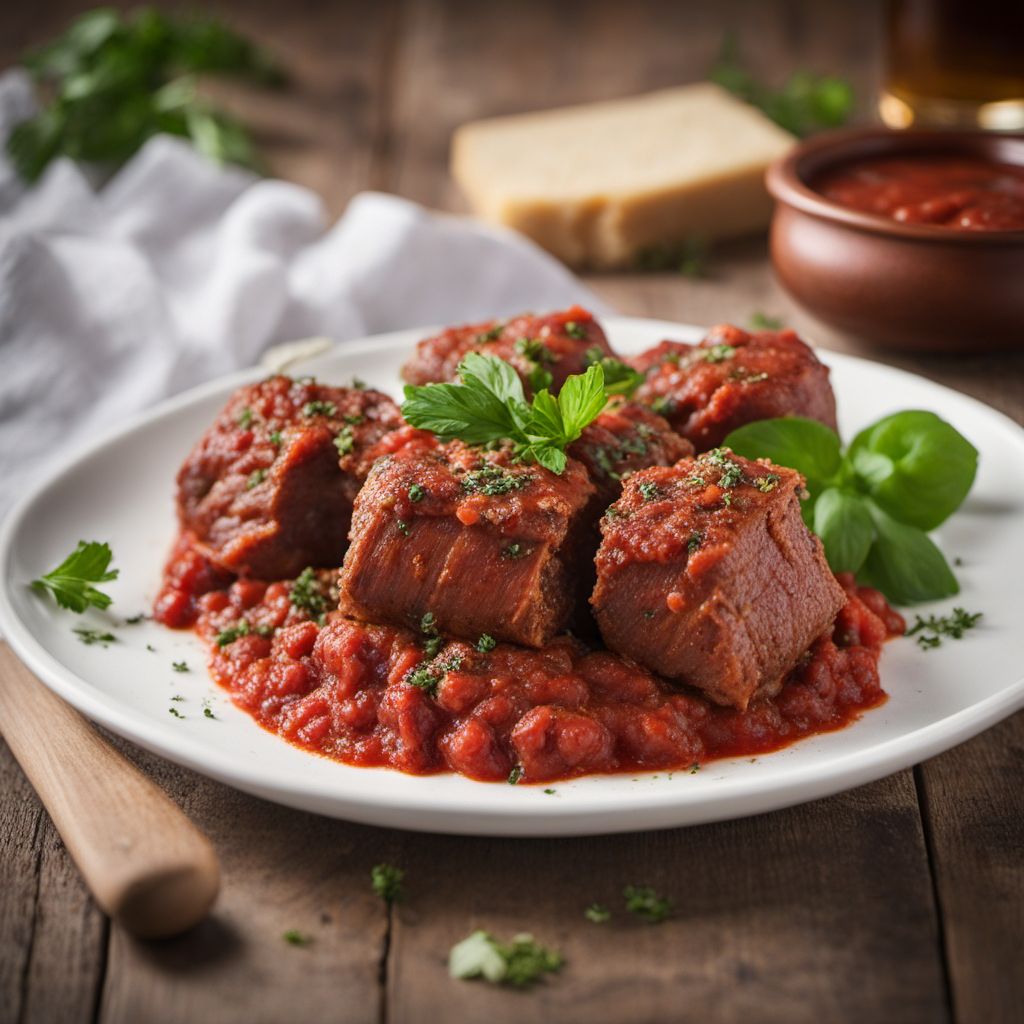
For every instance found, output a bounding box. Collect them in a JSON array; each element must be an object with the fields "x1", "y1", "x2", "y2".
[{"x1": 0, "y1": 69, "x2": 607, "y2": 516}]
